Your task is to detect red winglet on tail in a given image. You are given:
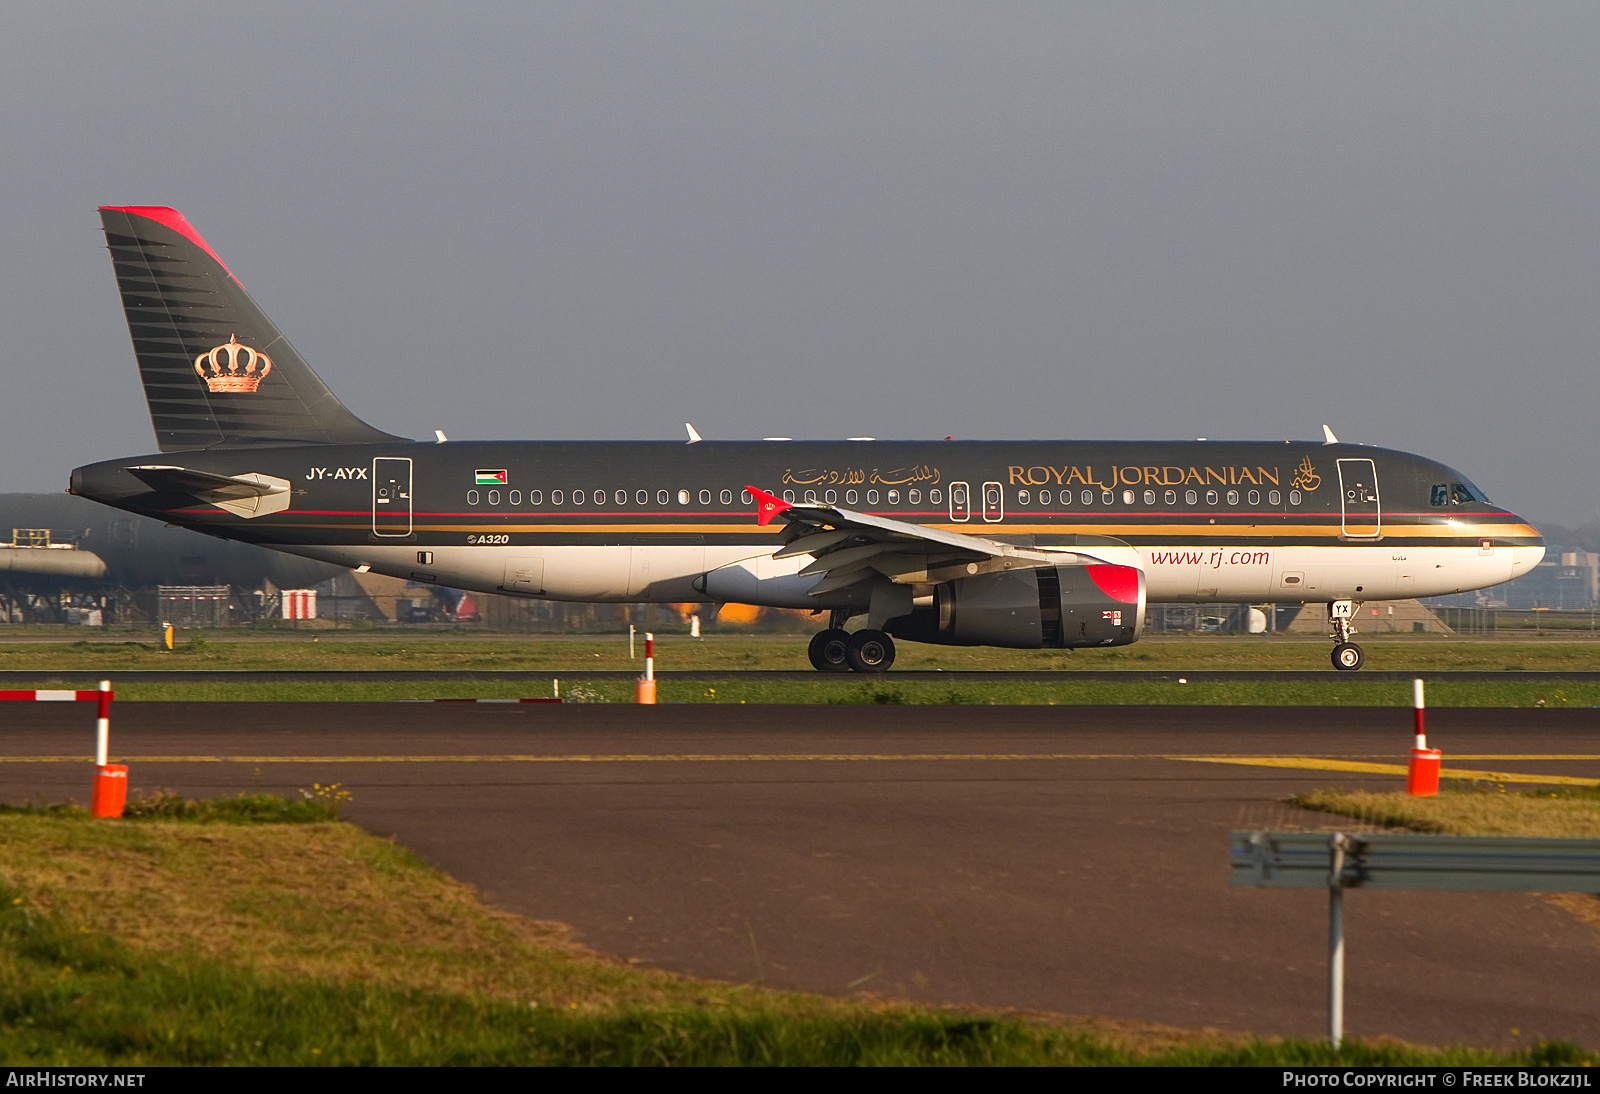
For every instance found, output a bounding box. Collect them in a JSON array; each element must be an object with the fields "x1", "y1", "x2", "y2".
[{"x1": 747, "y1": 485, "x2": 791, "y2": 526}]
